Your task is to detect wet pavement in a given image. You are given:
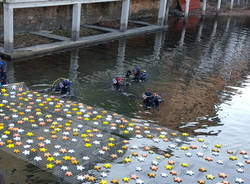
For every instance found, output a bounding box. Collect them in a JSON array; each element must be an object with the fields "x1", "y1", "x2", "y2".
[{"x1": 1, "y1": 15, "x2": 250, "y2": 183}]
